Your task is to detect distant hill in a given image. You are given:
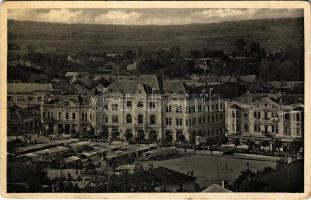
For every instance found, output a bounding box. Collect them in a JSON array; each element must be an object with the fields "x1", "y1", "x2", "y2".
[{"x1": 8, "y1": 17, "x2": 304, "y2": 54}]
